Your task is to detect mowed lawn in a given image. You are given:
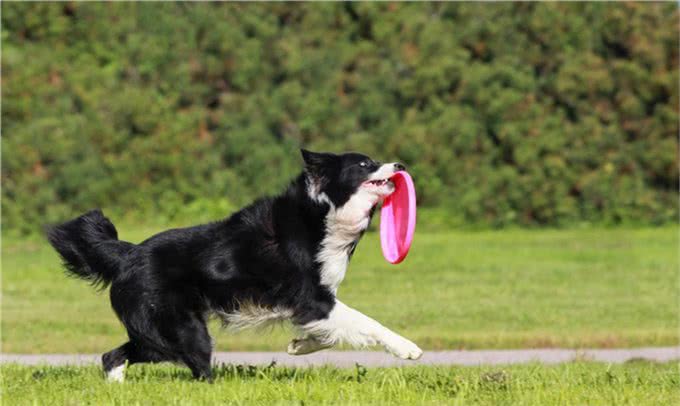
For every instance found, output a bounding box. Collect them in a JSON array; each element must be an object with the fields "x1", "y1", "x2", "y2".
[
  {"x1": 2, "y1": 362, "x2": 678, "y2": 405},
  {"x1": 2, "y1": 227, "x2": 677, "y2": 353}
]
